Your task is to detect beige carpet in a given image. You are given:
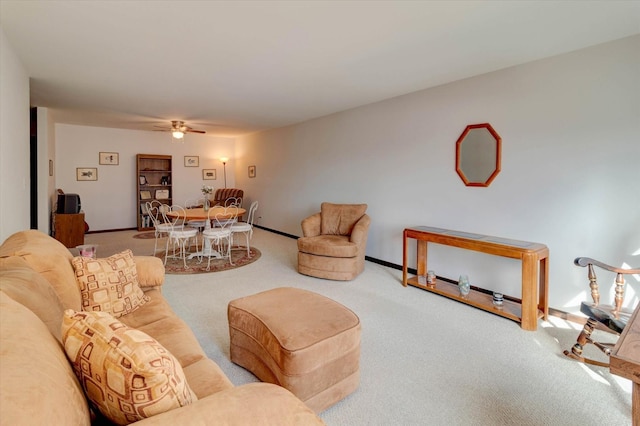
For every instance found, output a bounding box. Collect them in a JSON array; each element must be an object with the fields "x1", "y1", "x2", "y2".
[{"x1": 83, "y1": 229, "x2": 632, "y2": 425}]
